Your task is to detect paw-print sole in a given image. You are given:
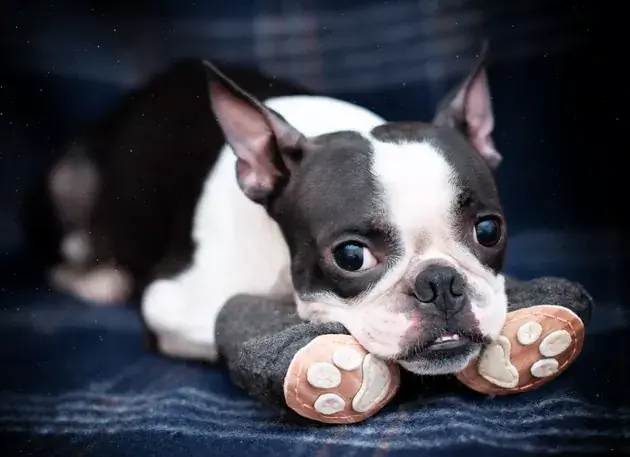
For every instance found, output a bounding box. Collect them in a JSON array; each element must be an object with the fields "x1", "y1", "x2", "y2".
[
  {"x1": 284, "y1": 334, "x2": 401, "y2": 424},
  {"x1": 457, "y1": 305, "x2": 585, "y2": 396}
]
